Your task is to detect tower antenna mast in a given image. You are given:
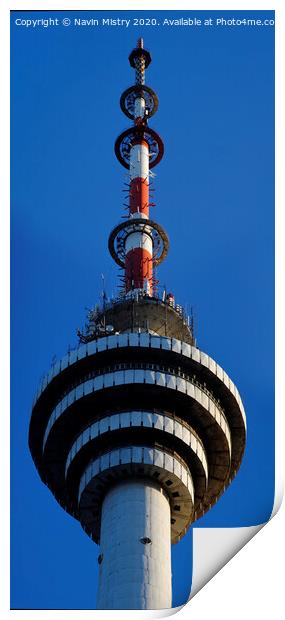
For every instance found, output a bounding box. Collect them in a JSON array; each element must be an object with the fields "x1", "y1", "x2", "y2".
[{"x1": 29, "y1": 40, "x2": 246, "y2": 611}]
